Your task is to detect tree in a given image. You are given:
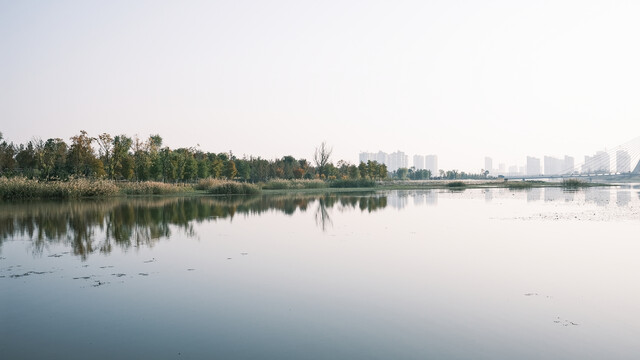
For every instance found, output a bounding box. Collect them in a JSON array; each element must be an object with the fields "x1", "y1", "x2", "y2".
[
  {"x1": 112, "y1": 135, "x2": 132, "y2": 179},
  {"x1": 209, "y1": 155, "x2": 224, "y2": 178},
  {"x1": 348, "y1": 165, "x2": 359, "y2": 179},
  {"x1": 133, "y1": 135, "x2": 151, "y2": 181},
  {"x1": 41, "y1": 138, "x2": 67, "y2": 179},
  {"x1": 236, "y1": 159, "x2": 251, "y2": 181},
  {"x1": 0, "y1": 138, "x2": 16, "y2": 174},
  {"x1": 313, "y1": 141, "x2": 332, "y2": 177},
  {"x1": 96, "y1": 133, "x2": 114, "y2": 178},
  {"x1": 378, "y1": 163, "x2": 388, "y2": 179},
  {"x1": 396, "y1": 168, "x2": 409, "y2": 180},
  {"x1": 225, "y1": 160, "x2": 237, "y2": 179},
  {"x1": 68, "y1": 130, "x2": 103, "y2": 177},
  {"x1": 15, "y1": 141, "x2": 37, "y2": 176},
  {"x1": 358, "y1": 162, "x2": 367, "y2": 179}
]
